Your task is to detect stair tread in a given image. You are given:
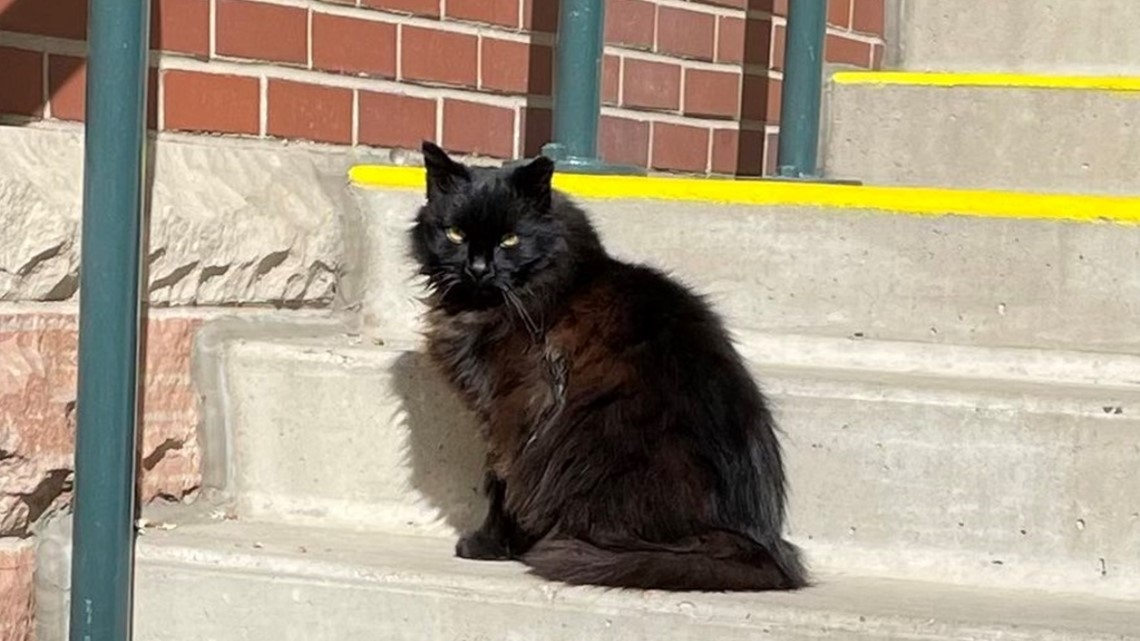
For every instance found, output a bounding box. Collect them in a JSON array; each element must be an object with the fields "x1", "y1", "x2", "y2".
[{"x1": 137, "y1": 519, "x2": 1140, "y2": 639}]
